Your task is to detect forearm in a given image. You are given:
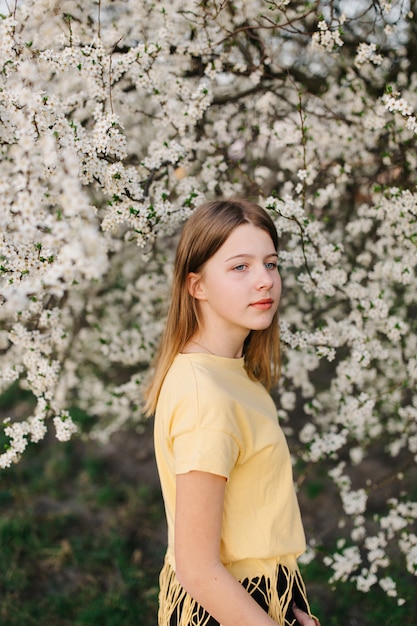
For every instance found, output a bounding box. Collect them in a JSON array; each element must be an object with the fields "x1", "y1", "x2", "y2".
[
  {"x1": 177, "y1": 560, "x2": 278, "y2": 626},
  {"x1": 174, "y1": 471, "x2": 282, "y2": 625}
]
